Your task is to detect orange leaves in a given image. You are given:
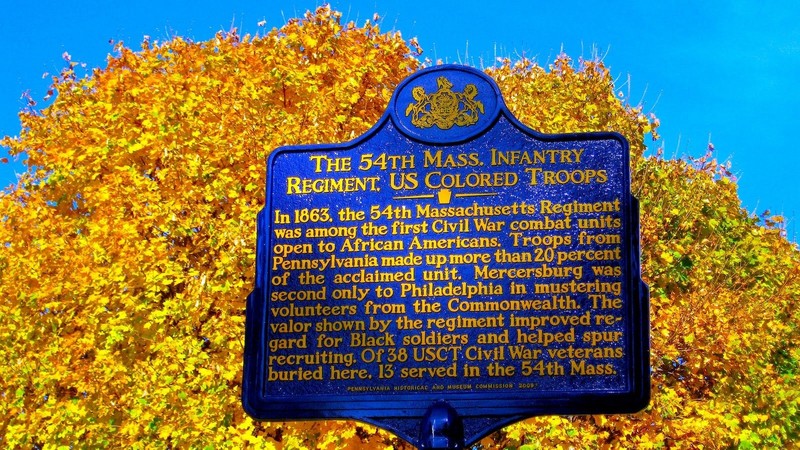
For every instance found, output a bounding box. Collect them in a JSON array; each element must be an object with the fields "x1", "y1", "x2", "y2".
[
  {"x1": 490, "y1": 56, "x2": 659, "y2": 166},
  {"x1": 0, "y1": 5, "x2": 419, "y2": 448},
  {"x1": 1, "y1": 4, "x2": 799, "y2": 449},
  {"x1": 634, "y1": 150, "x2": 800, "y2": 446}
]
